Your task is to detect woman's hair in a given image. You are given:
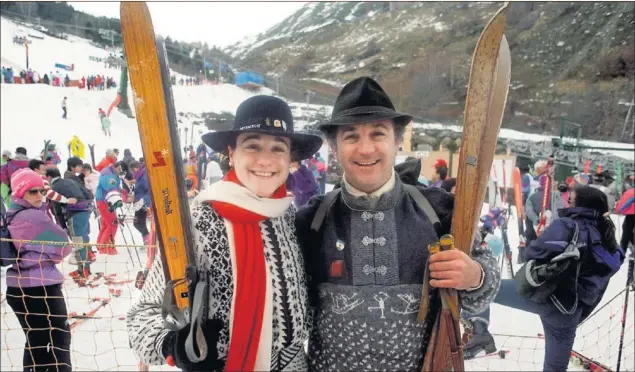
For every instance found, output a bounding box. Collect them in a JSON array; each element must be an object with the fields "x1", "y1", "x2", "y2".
[
  {"x1": 574, "y1": 185, "x2": 618, "y2": 253},
  {"x1": 440, "y1": 177, "x2": 456, "y2": 193}
]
